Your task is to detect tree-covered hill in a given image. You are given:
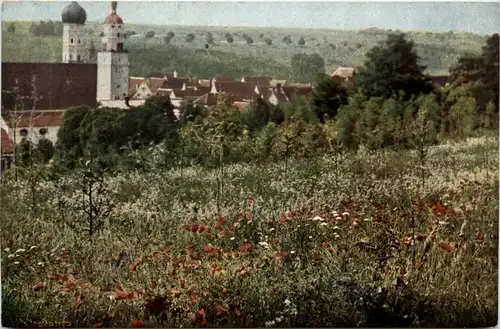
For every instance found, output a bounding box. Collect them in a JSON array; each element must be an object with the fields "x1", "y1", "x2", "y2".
[{"x1": 2, "y1": 20, "x2": 488, "y2": 79}]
